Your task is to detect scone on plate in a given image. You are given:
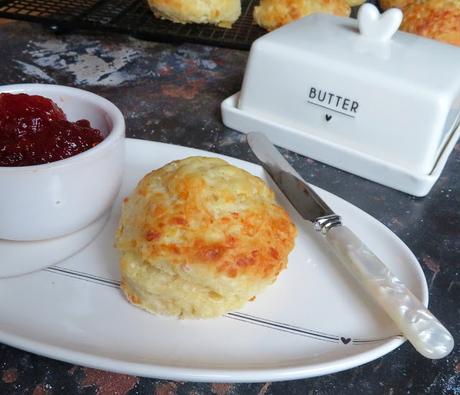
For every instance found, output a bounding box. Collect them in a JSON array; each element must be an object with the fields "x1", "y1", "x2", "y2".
[
  {"x1": 253, "y1": 0, "x2": 351, "y2": 31},
  {"x1": 400, "y1": 0, "x2": 460, "y2": 46},
  {"x1": 116, "y1": 157, "x2": 297, "y2": 319},
  {"x1": 147, "y1": 0, "x2": 241, "y2": 28}
]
